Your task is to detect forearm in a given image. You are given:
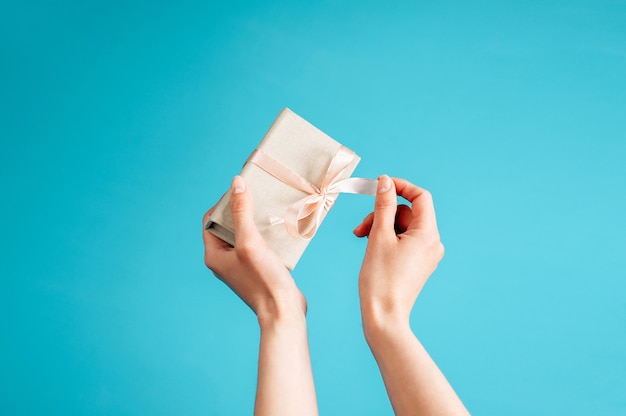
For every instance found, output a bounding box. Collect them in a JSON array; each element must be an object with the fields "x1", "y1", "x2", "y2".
[
  {"x1": 255, "y1": 314, "x2": 318, "y2": 416},
  {"x1": 363, "y1": 316, "x2": 468, "y2": 416}
]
